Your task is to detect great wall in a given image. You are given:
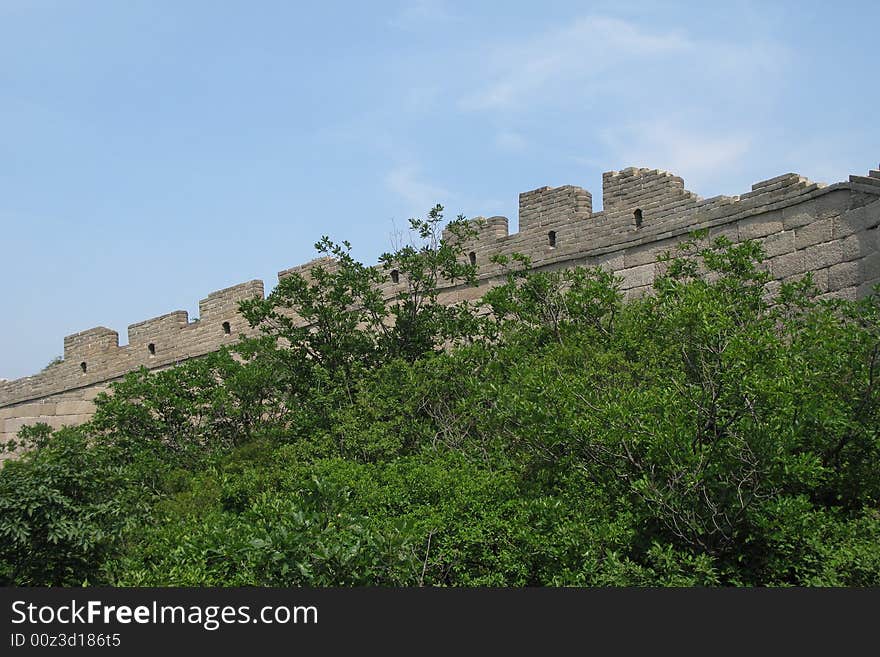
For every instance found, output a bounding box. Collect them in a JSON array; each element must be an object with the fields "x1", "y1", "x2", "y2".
[{"x1": 2, "y1": 164, "x2": 880, "y2": 450}]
